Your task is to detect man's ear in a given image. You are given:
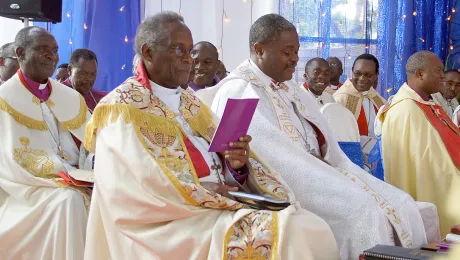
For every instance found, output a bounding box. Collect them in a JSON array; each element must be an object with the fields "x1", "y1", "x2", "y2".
[
  {"x1": 67, "y1": 66, "x2": 73, "y2": 76},
  {"x1": 415, "y1": 69, "x2": 424, "y2": 80},
  {"x1": 141, "y1": 43, "x2": 154, "y2": 64},
  {"x1": 253, "y1": 42, "x2": 264, "y2": 59},
  {"x1": 15, "y1": 47, "x2": 24, "y2": 61},
  {"x1": 0, "y1": 58, "x2": 5, "y2": 66}
]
